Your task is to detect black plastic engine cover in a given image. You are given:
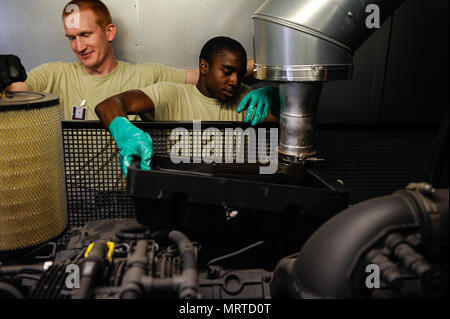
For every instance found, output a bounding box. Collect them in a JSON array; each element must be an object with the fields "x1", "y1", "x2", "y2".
[{"x1": 128, "y1": 156, "x2": 348, "y2": 254}]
